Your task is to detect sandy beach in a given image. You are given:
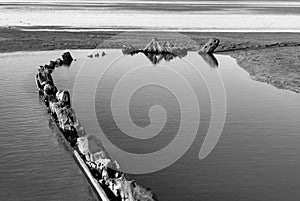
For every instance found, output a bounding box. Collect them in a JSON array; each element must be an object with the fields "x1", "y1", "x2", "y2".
[{"x1": 1, "y1": 27, "x2": 300, "y2": 93}]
